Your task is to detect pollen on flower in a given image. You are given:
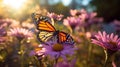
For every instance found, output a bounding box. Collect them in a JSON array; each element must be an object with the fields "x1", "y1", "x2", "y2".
[{"x1": 52, "y1": 43, "x2": 64, "y2": 52}]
